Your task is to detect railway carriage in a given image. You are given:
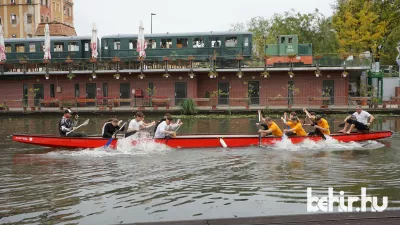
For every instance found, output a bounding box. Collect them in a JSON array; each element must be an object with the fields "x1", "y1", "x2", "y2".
[
  {"x1": 101, "y1": 31, "x2": 253, "y2": 63},
  {"x1": 3, "y1": 36, "x2": 99, "y2": 62}
]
